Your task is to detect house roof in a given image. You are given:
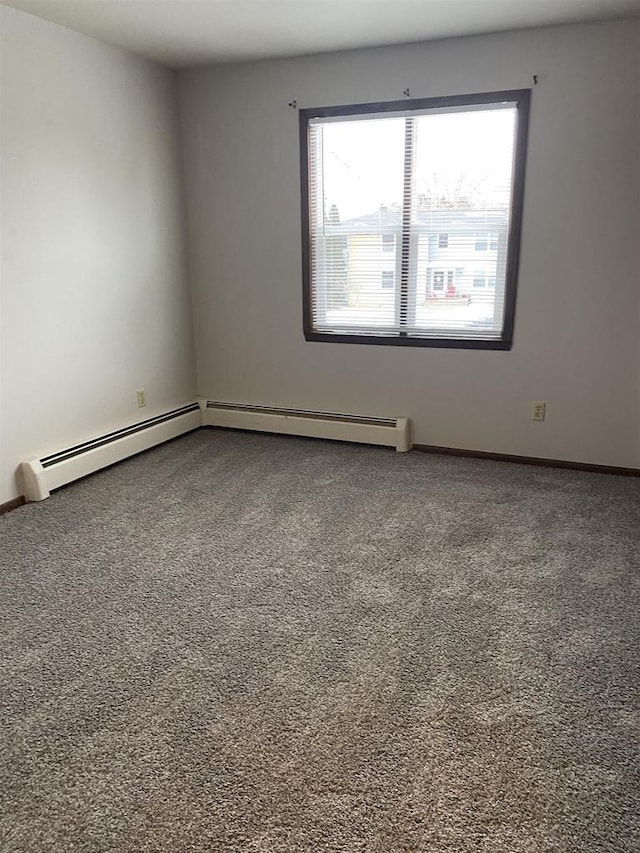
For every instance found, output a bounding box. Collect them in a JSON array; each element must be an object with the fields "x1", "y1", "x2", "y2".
[{"x1": 332, "y1": 208, "x2": 509, "y2": 234}]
